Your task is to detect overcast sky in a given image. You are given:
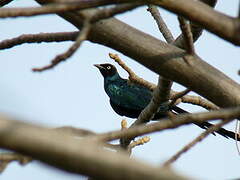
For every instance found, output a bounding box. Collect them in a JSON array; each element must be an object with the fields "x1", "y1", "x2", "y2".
[{"x1": 0, "y1": 0, "x2": 240, "y2": 179}]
